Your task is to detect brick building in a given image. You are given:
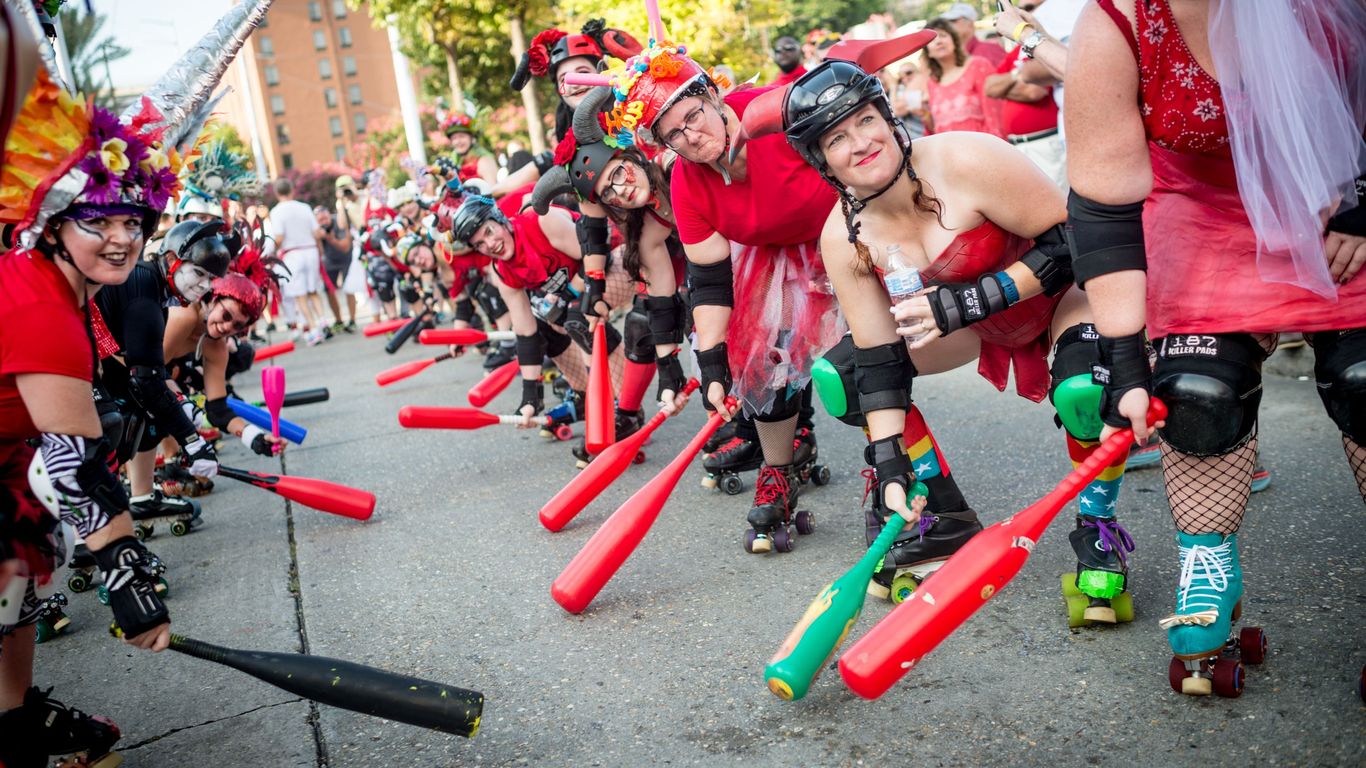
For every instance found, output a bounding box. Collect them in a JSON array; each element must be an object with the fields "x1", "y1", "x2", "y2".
[{"x1": 218, "y1": 0, "x2": 416, "y2": 177}]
